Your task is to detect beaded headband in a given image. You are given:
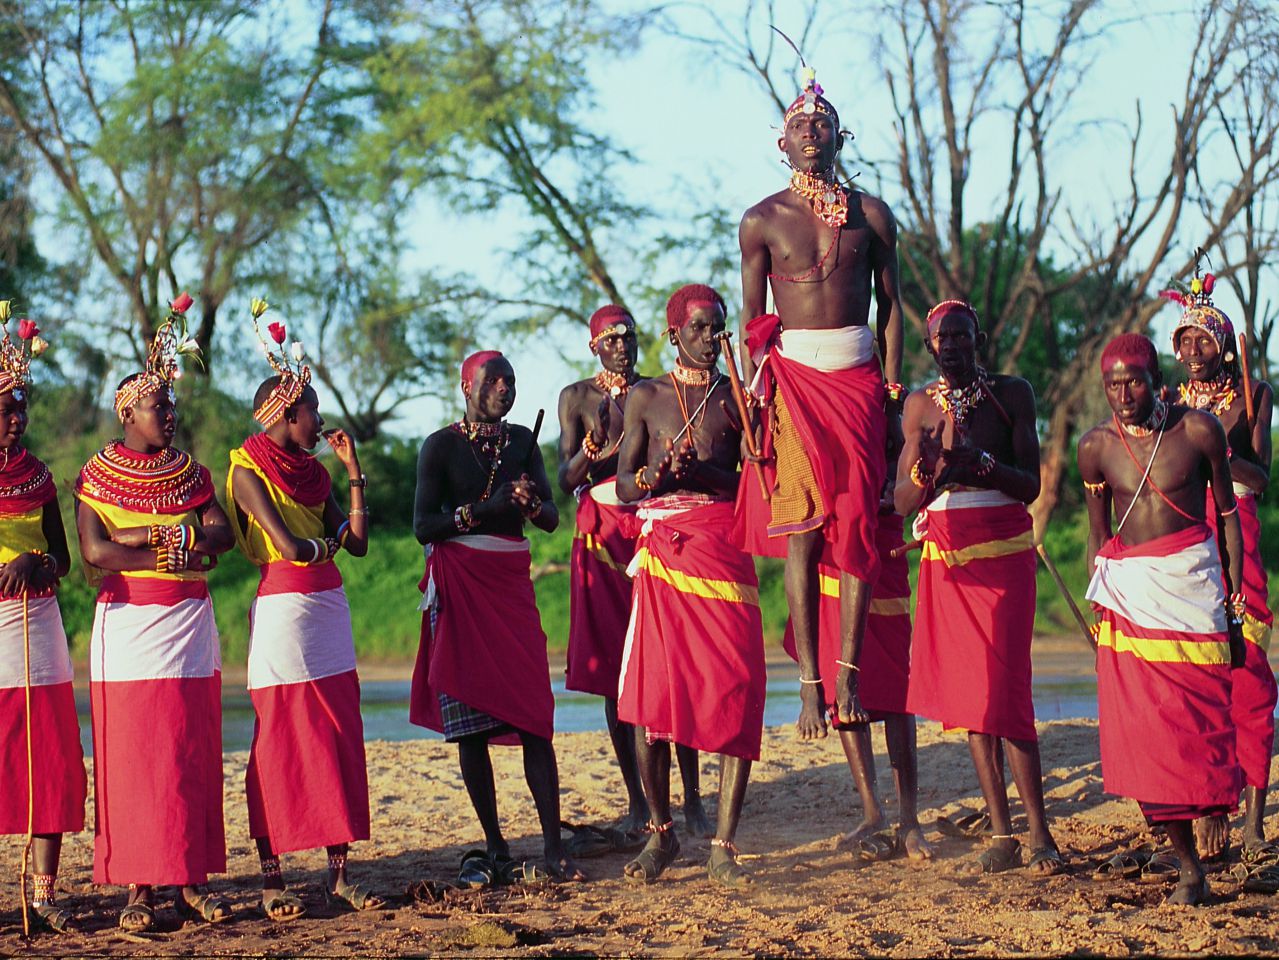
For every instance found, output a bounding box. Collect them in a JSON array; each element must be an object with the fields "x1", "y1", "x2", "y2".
[
  {"x1": 248, "y1": 298, "x2": 312, "y2": 427},
  {"x1": 1161, "y1": 252, "x2": 1235, "y2": 363},
  {"x1": 588, "y1": 306, "x2": 635, "y2": 354},
  {"x1": 113, "y1": 292, "x2": 199, "y2": 422},
  {"x1": 783, "y1": 66, "x2": 841, "y2": 129},
  {"x1": 926, "y1": 299, "x2": 980, "y2": 333},
  {"x1": 0, "y1": 300, "x2": 47, "y2": 399}
]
